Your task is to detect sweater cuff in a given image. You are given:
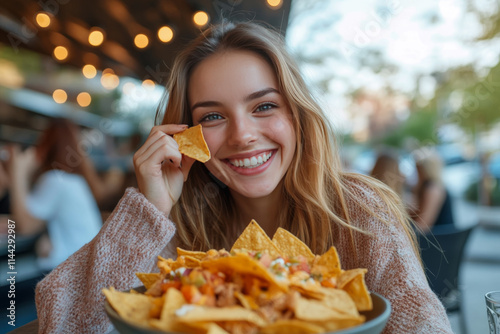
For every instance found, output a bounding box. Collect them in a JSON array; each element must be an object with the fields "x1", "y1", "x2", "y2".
[{"x1": 104, "y1": 187, "x2": 176, "y2": 252}]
